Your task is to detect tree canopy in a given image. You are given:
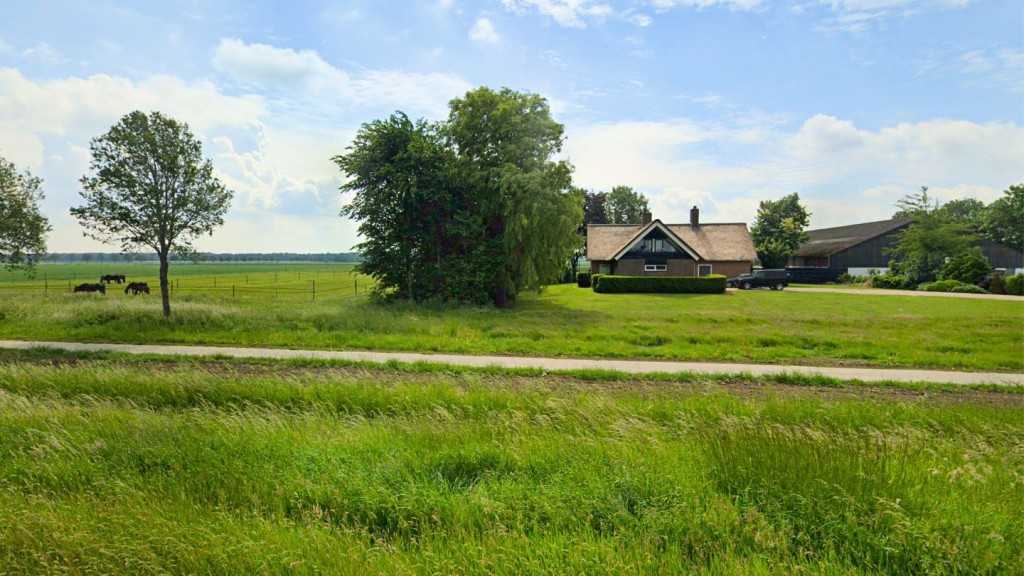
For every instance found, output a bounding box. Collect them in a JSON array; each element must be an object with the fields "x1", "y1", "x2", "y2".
[
  {"x1": 750, "y1": 193, "x2": 811, "y2": 269},
  {"x1": 0, "y1": 153, "x2": 50, "y2": 276},
  {"x1": 605, "y1": 185, "x2": 649, "y2": 225},
  {"x1": 886, "y1": 188, "x2": 973, "y2": 285},
  {"x1": 71, "y1": 111, "x2": 233, "y2": 317},
  {"x1": 982, "y1": 184, "x2": 1023, "y2": 253},
  {"x1": 336, "y1": 88, "x2": 582, "y2": 307}
]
